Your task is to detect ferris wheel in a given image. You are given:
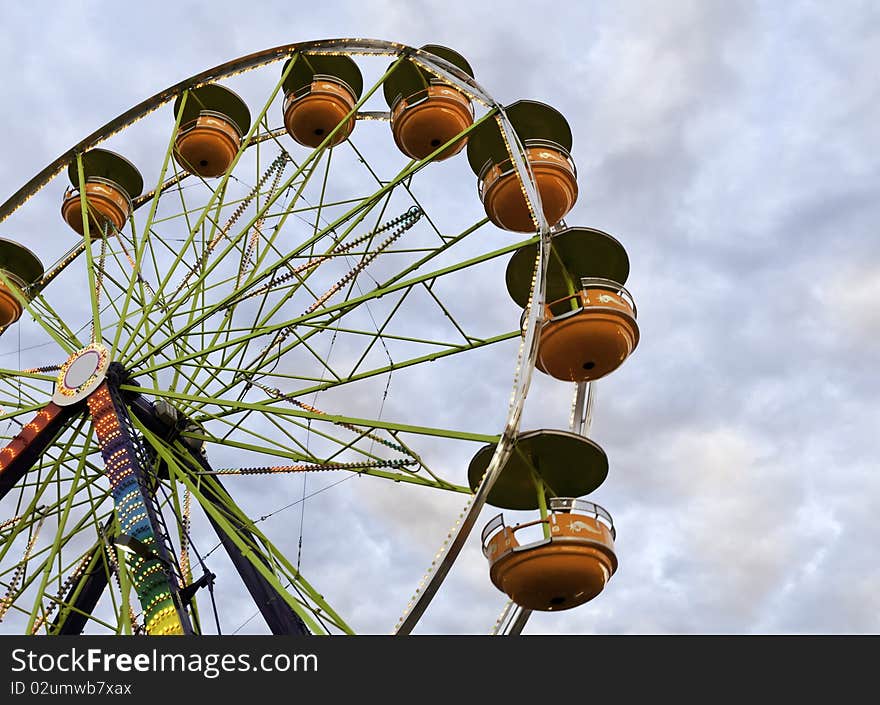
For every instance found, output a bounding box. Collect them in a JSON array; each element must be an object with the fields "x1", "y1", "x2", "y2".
[{"x1": 0, "y1": 39, "x2": 639, "y2": 635}]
